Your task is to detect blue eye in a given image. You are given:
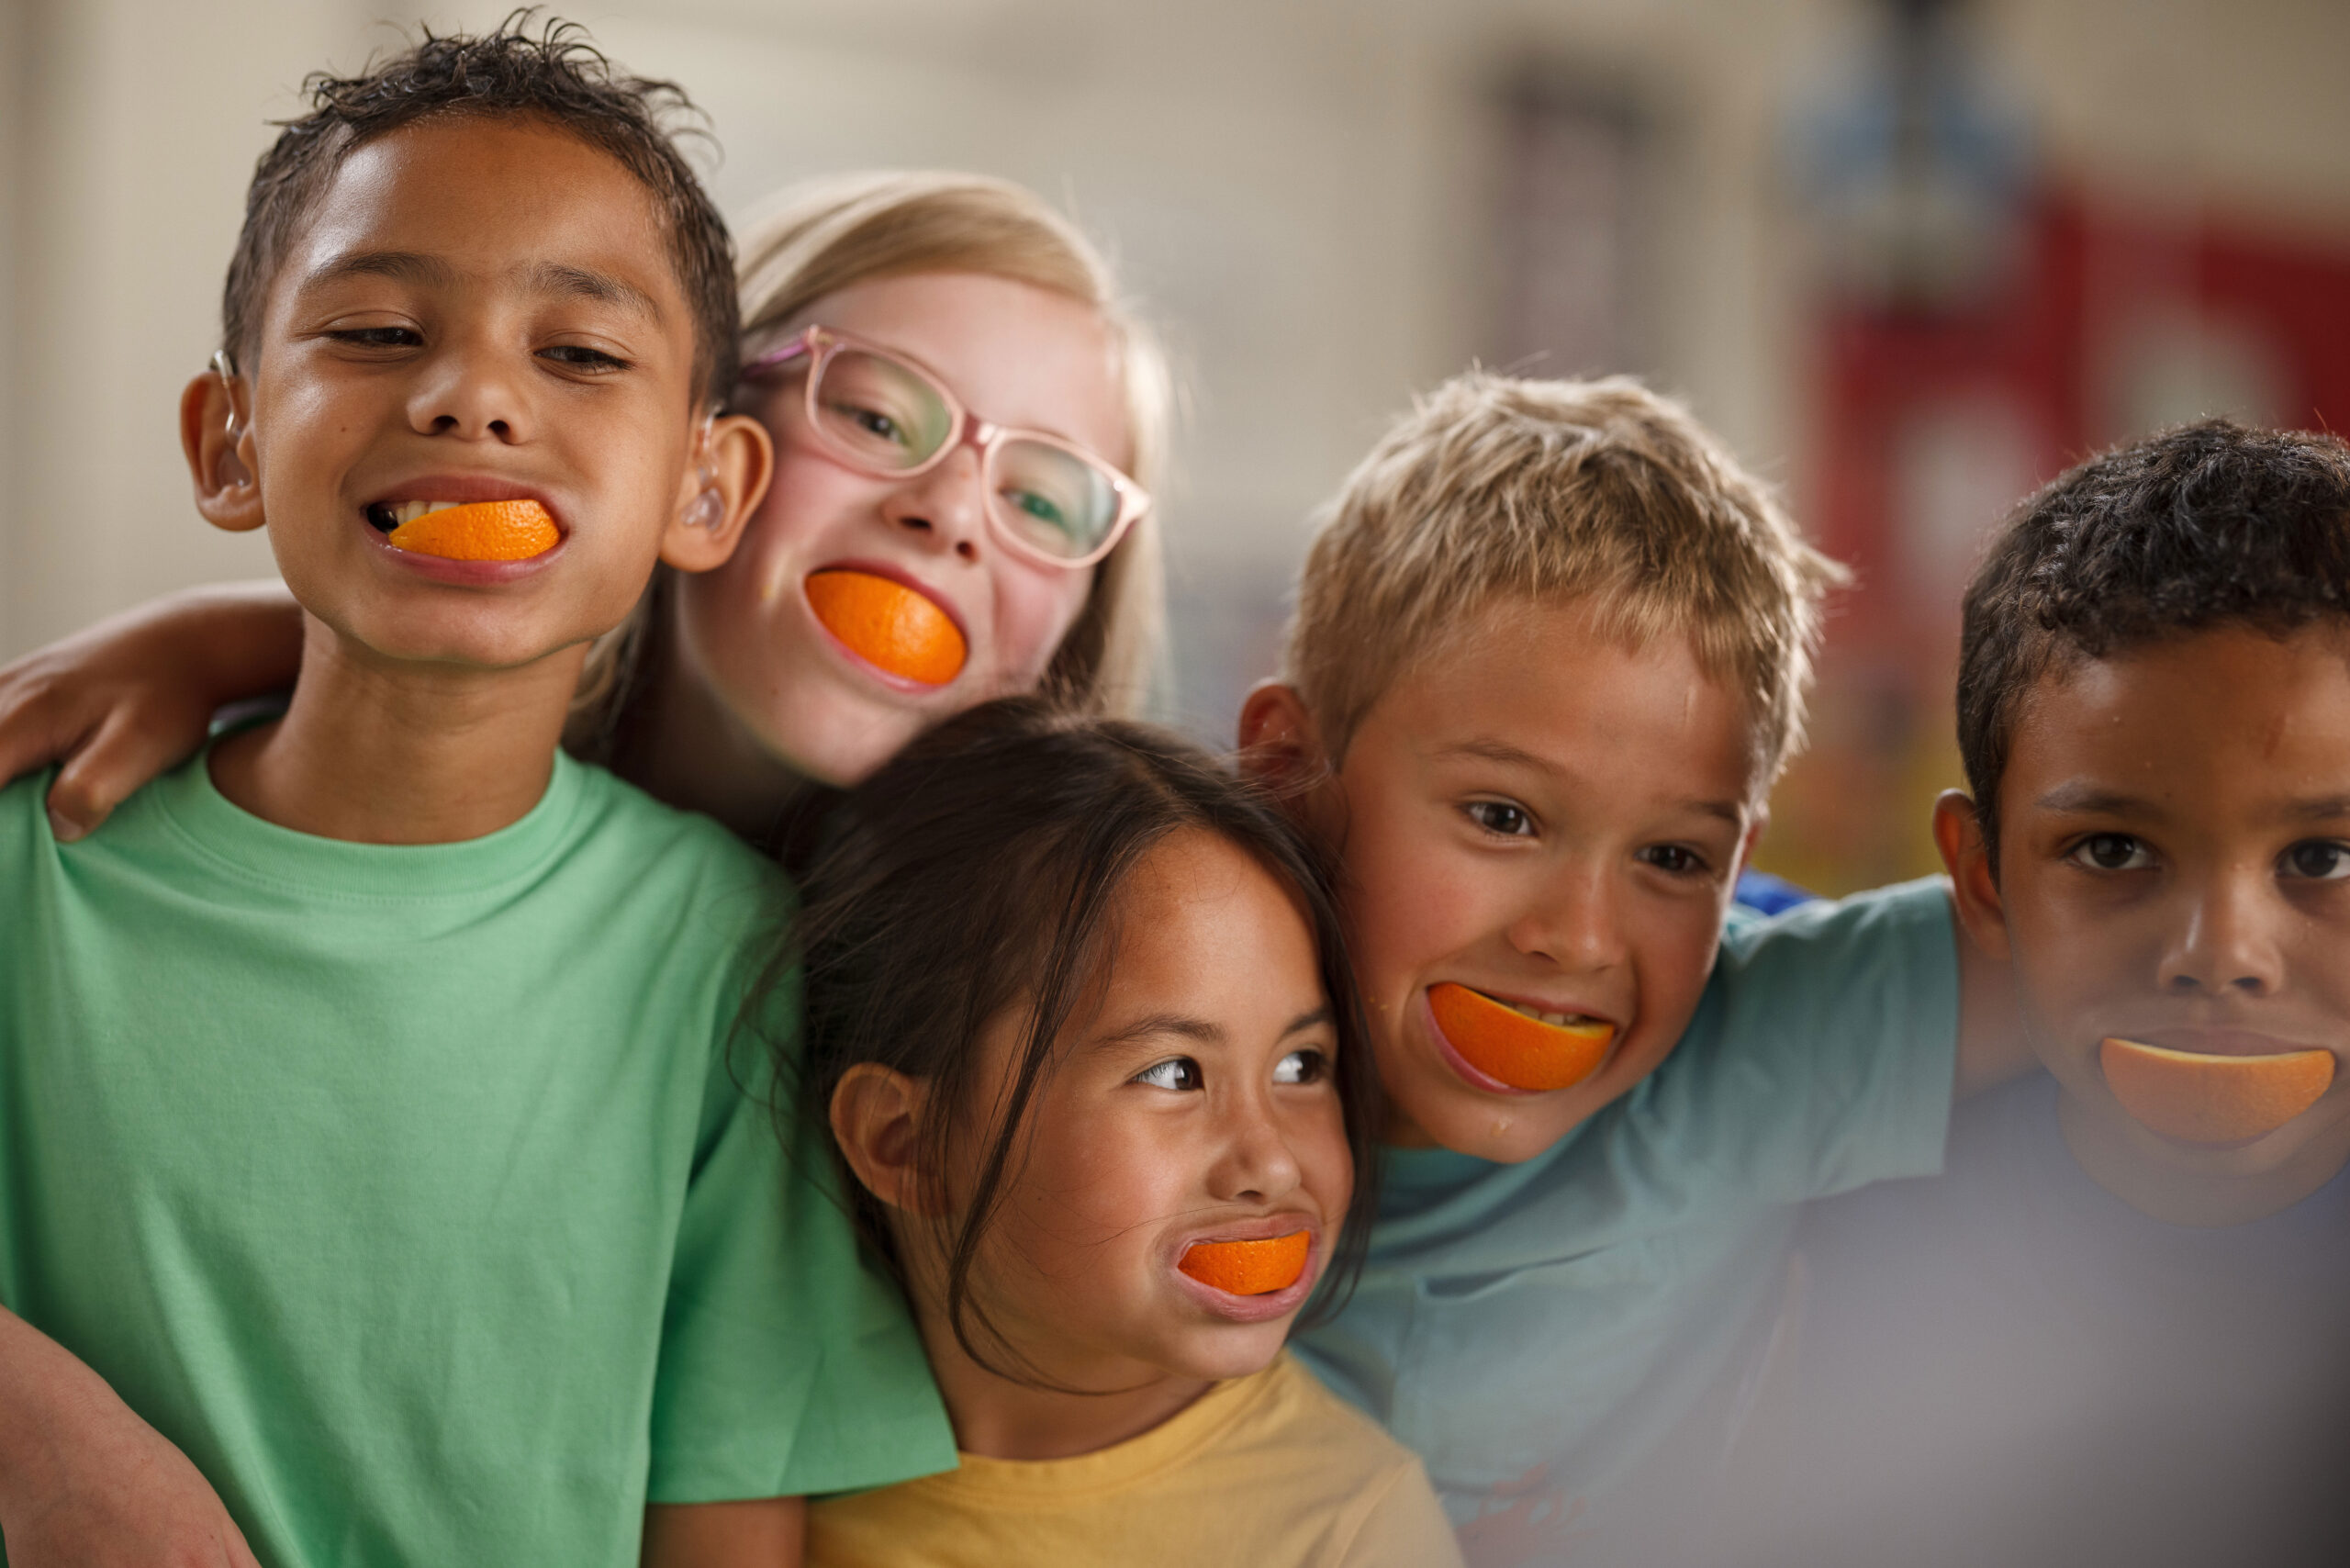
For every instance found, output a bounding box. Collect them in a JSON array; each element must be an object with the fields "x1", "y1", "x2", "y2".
[
  {"x1": 1134, "y1": 1057, "x2": 1203, "y2": 1092},
  {"x1": 2069, "y1": 834, "x2": 2153, "y2": 872},
  {"x1": 2282, "y1": 840, "x2": 2350, "y2": 881}
]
